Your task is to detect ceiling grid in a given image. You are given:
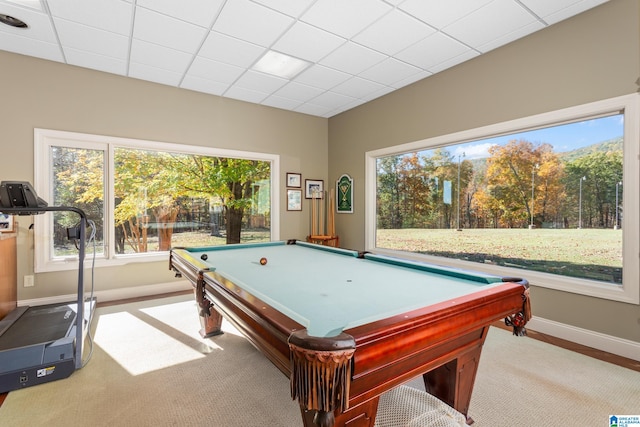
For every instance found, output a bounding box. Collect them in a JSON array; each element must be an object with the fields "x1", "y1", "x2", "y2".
[{"x1": 0, "y1": 0, "x2": 608, "y2": 117}]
